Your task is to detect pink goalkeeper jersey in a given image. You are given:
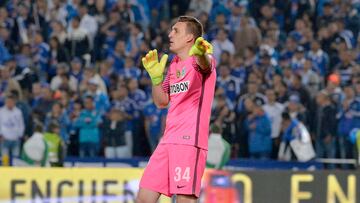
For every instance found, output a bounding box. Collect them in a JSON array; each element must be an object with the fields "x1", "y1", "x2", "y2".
[{"x1": 160, "y1": 55, "x2": 216, "y2": 149}]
